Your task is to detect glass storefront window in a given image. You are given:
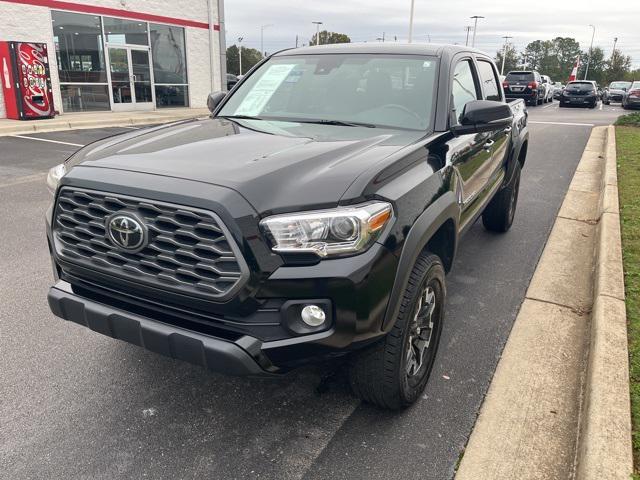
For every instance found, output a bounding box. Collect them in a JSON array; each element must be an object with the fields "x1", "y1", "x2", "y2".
[
  {"x1": 52, "y1": 11, "x2": 106, "y2": 83},
  {"x1": 150, "y1": 24, "x2": 188, "y2": 108},
  {"x1": 155, "y1": 85, "x2": 189, "y2": 108},
  {"x1": 60, "y1": 84, "x2": 110, "y2": 111},
  {"x1": 149, "y1": 23, "x2": 187, "y2": 84},
  {"x1": 104, "y1": 17, "x2": 149, "y2": 45}
]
